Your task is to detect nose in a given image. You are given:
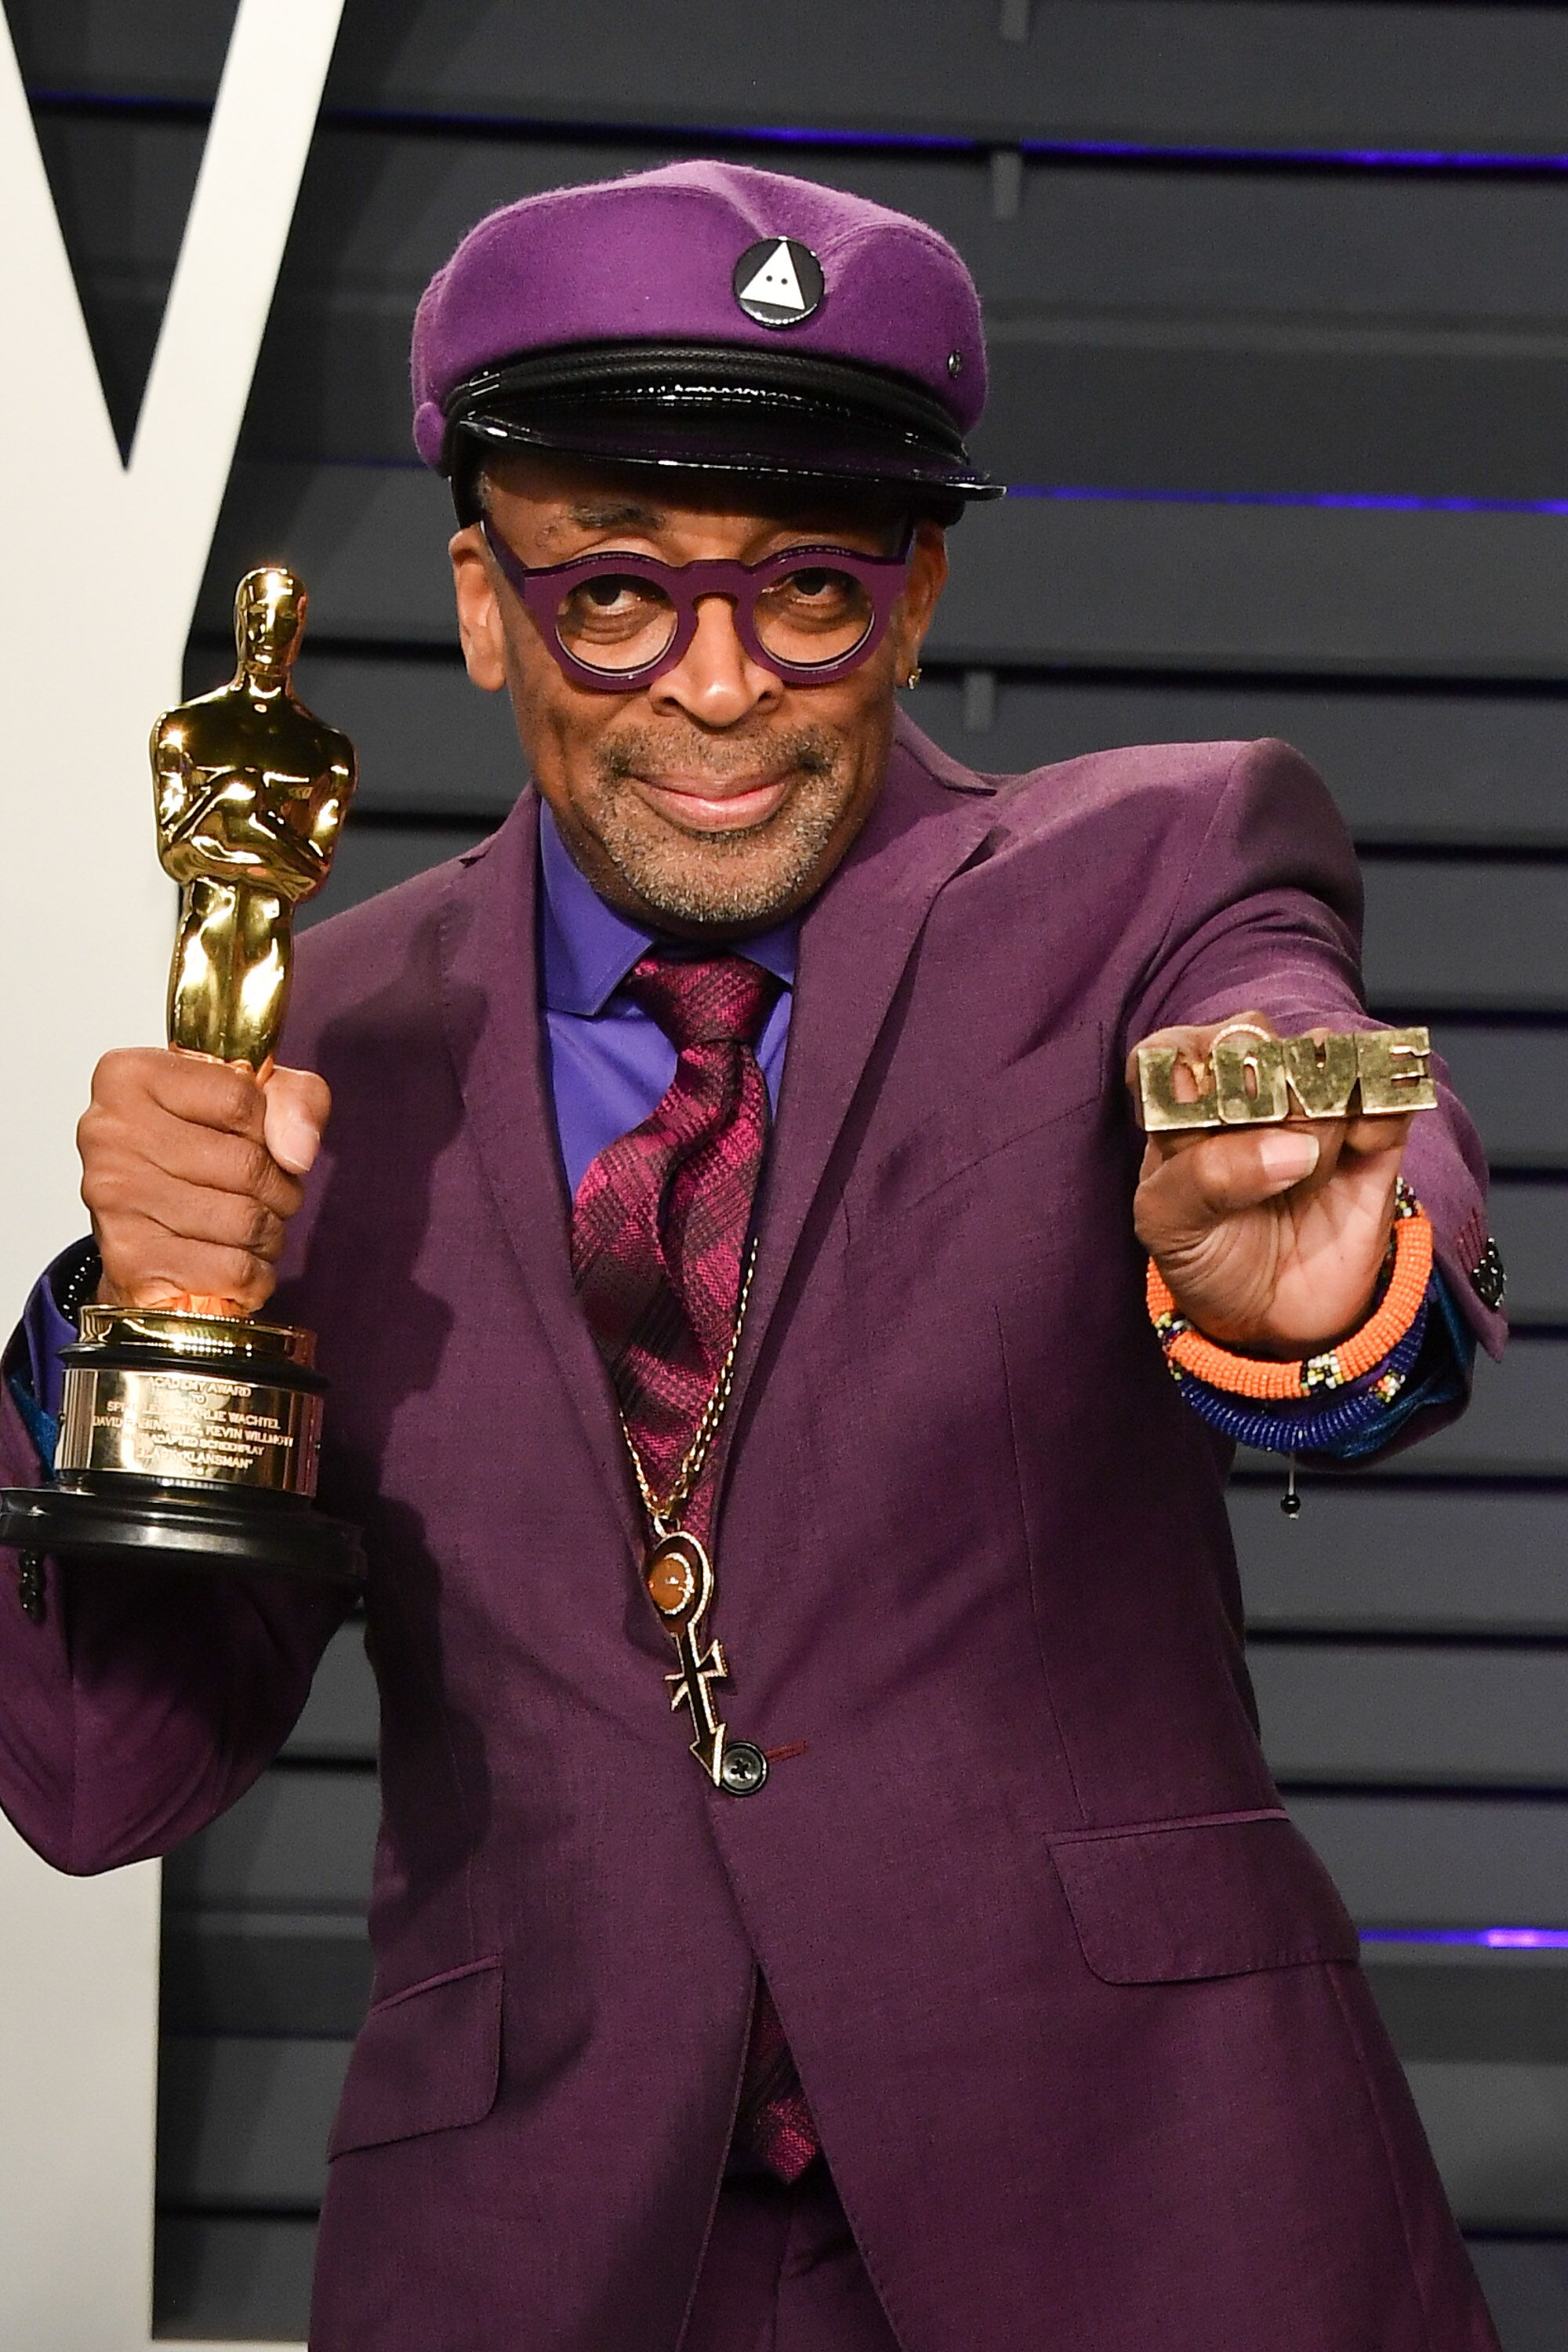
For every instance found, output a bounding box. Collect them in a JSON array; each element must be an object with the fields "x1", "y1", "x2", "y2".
[{"x1": 649, "y1": 593, "x2": 781, "y2": 726}]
